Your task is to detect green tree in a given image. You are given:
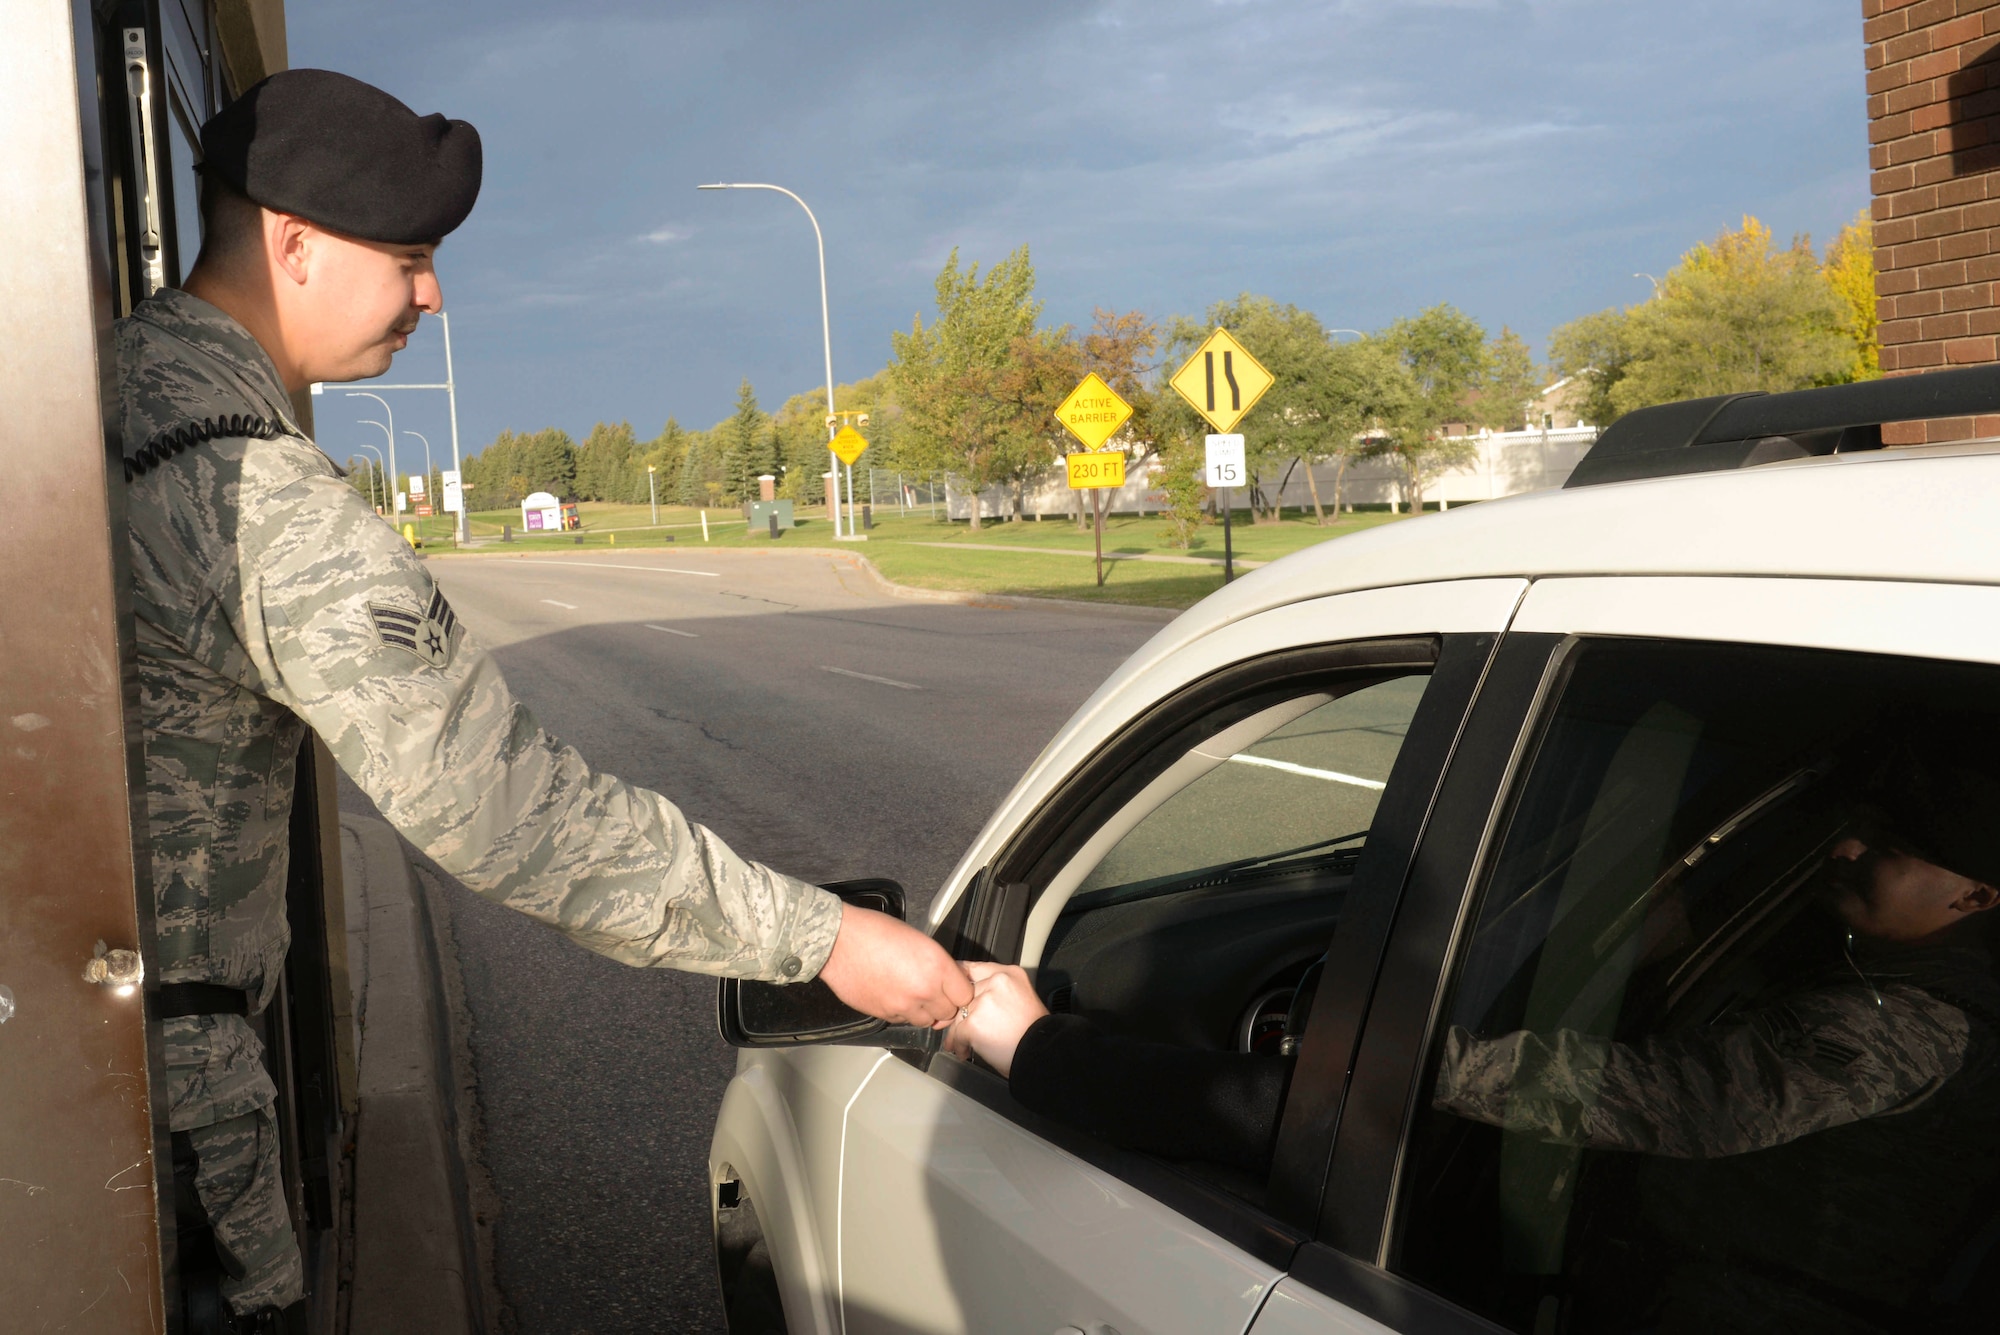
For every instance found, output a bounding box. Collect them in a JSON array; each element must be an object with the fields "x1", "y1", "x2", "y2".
[
  {"x1": 1824, "y1": 211, "x2": 1880, "y2": 382},
  {"x1": 674, "y1": 429, "x2": 718, "y2": 507},
  {"x1": 1547, "y1": 307, "x2": 1634, "y2": 429},
  {"x1": 461, "y1": 427, "x2": 575, "y2": 508},
  {"x1": 1152, "y1": 434, "x2": 1210, "y2": 549},
  {"x1": 716, "y1": 379, "x2": 777, "y2": 503},
  {"x1": 886, "y1": 245, "x2": 1042, "y2": 529},
  {"x1": 573, "y1": 420, "x2": 643, "y2": 502},
  {"x1": 640, "y1": 418, "x2": 690, "y2": 506},
  {"x1": 1550, "y1": 216, "x2": 1860, "y2": 427},
  {"x1": 1374, "y1": 304, "x2": 1488, "y2": 510},
  {"x1": 1480, "y1": 327, "x2": 1542, "y2": 432}
]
